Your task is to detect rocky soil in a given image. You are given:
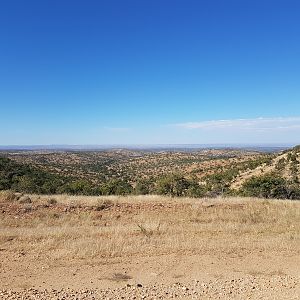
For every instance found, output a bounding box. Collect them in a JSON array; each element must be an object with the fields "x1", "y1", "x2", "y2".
[{"x1": 1, "y1": 275, "x2": 299, "y2": 299}]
